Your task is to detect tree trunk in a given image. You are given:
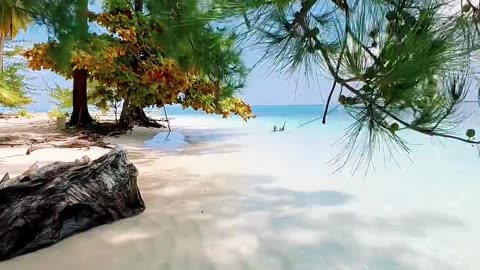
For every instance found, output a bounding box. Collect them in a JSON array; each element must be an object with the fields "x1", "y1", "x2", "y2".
[
  {"x1": 134, "y1": 0, "x2": 143, "y2": 12},
  {"x1": 116, "y1": 1, "x2": 160, "y2": 129},
  {"x1": 132, "y1": 106, "x2": 165, "y2": 127},
  {"x1": 69, "y1": 0, "x2": 91, "y2": 127},
  {"x1": 119, "y1": 101, "x2": 164, "y2": 128},
  {"x1": 0, "y1": 147, "x2": 145, "y2": 261},
  {"x1": 69, "y1": 69, "x2": 92, "y2": 126},
  {"x1": 116, "y1": 0, "x2": 159, "y2": 130},
  {"x1": 0, "y1": 36, "x2": 4, "y2": 72},
  {"x1": 118, "y1": 99, "x2": 133, "y2": 129}
]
